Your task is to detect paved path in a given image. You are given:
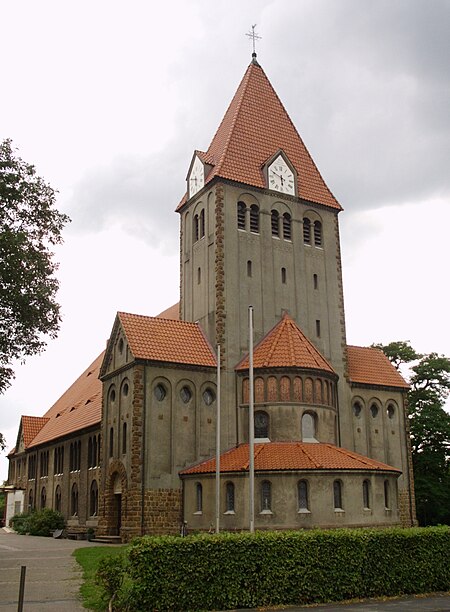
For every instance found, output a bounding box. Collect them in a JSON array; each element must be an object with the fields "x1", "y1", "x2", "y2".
[{"x1": 0, "y1": 528, "x2": 101, "y2": 611}]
